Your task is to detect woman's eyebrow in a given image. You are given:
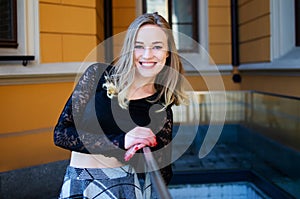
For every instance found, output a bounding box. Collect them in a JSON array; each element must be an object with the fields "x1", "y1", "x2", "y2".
[
  {"x1": 152, "y1": 41, "x2": 164, "y2": 45},
  {"x1": 135, "y1": 41, "x2": 164, "y2": 44}
]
